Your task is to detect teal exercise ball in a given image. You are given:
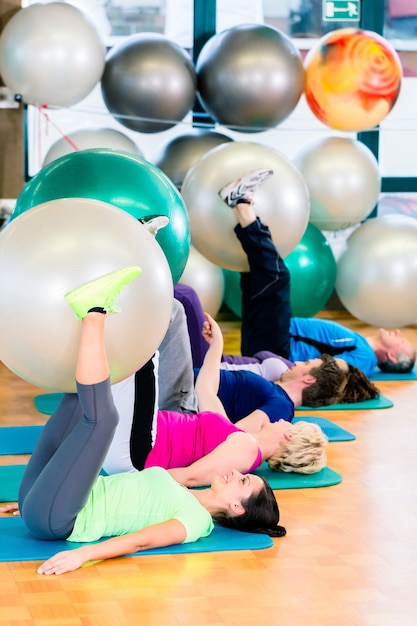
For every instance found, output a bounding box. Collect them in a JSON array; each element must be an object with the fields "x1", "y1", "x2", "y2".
[
  {"x1": 0, "y1": 198, "x2": 173, "y2": 392},
  {"x1": 222, "y1": 268, "x2": 242, "y2": 317},
  {"x1": 285, "y1": 223, "x2": 337, "y2": 317},
  {"x1": 13, "y1": 149, "x2": 190, "y2": 284},
  {"x1": 222, "y1": 223, "x2": 336, "y2": 318}
]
